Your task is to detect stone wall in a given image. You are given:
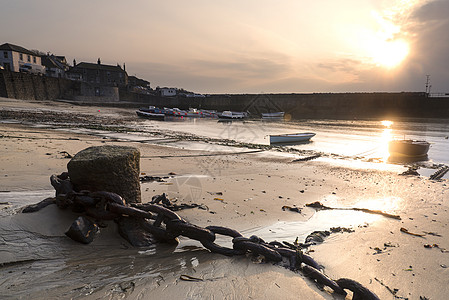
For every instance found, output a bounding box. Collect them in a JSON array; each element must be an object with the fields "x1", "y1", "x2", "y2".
[
  {"x1": 72, "y1": 84, "x2": 119, "y2": 102},
  {"x1": 0, "y1": 69, "x2": 77, "y2": 100},
  {"x1": 2, "y1": 69, "x2": 448, "y2": 119},
  {"x1": 120, "y1": 90, "x2": 449, "y2": 119}
]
